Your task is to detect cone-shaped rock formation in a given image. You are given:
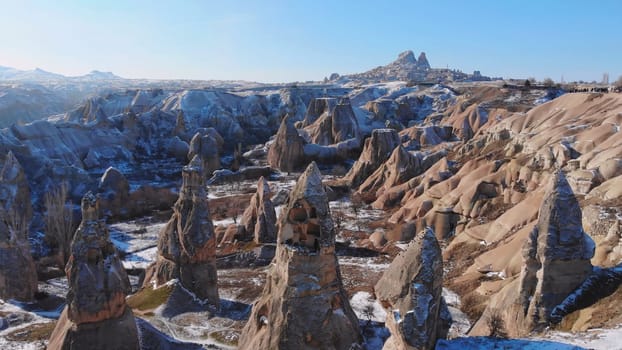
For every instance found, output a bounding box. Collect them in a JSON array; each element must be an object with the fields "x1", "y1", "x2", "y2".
[
  {"x1": 238, "y1": 162, "x2": 362, "y2": 349},
  {"x1": 344, "y1": 128, "x2": 400, "y2": 188},
  {"x1": 471, "y1": 171, "x2": 595, "y2": 337},
  {"x1": 188, "y1": 129, "x2": 222, "y2": 178},
  {"x1": 267, "y1": 114, "x2": 307, "y2": 173},
  {"x1": 48, "y1": 192, "x2": 139, "y2": 350},
  {"x1": 240, "y1": 176, "x2": 277, "y2": 243},
  {"x1": 375, "y1": 227, "x2": 443, "y2": 350},
  {"x1": 143, "y1": 155, "x2": 219, "y2": 306}
]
